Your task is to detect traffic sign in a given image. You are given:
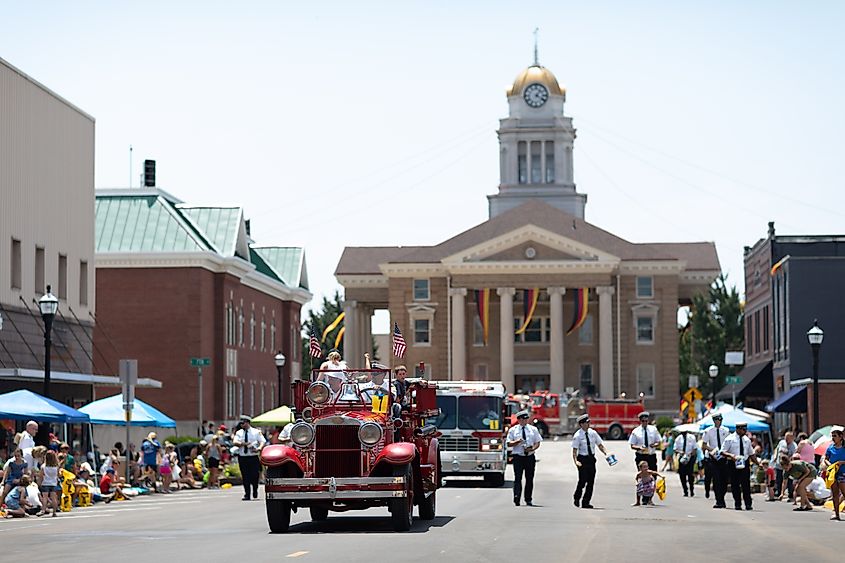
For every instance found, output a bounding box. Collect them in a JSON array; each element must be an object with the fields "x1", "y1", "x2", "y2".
[
  {"x1": 683, "y1": 387, "x2": 703, "y2": 402},
  {"x1": 726, "y1": 376, "x2": 742, "y2": 385},
  {"x1": 190, "y1": 357, "x2": 211, "y2": 367}
]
